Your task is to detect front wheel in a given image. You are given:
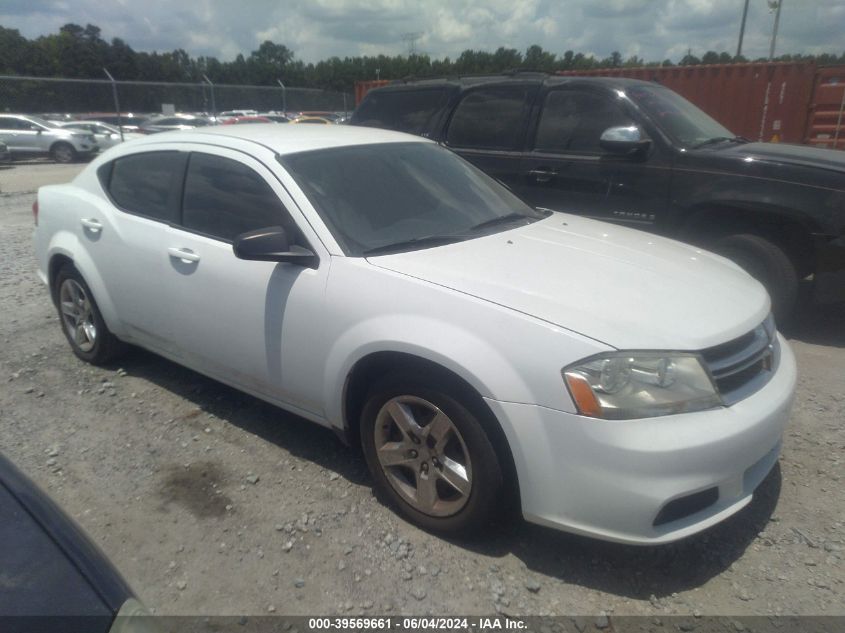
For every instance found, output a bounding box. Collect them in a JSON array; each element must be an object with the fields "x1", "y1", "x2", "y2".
[
  {"x1": 360, "y1": 376, "x2": 503, "y2": 536},
  {"x1": 51, "y1": 142, "x2": 77, "y2": 163},
  {"x1": 713, "y1": 233, "x2": 798, "y2": 325}
]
